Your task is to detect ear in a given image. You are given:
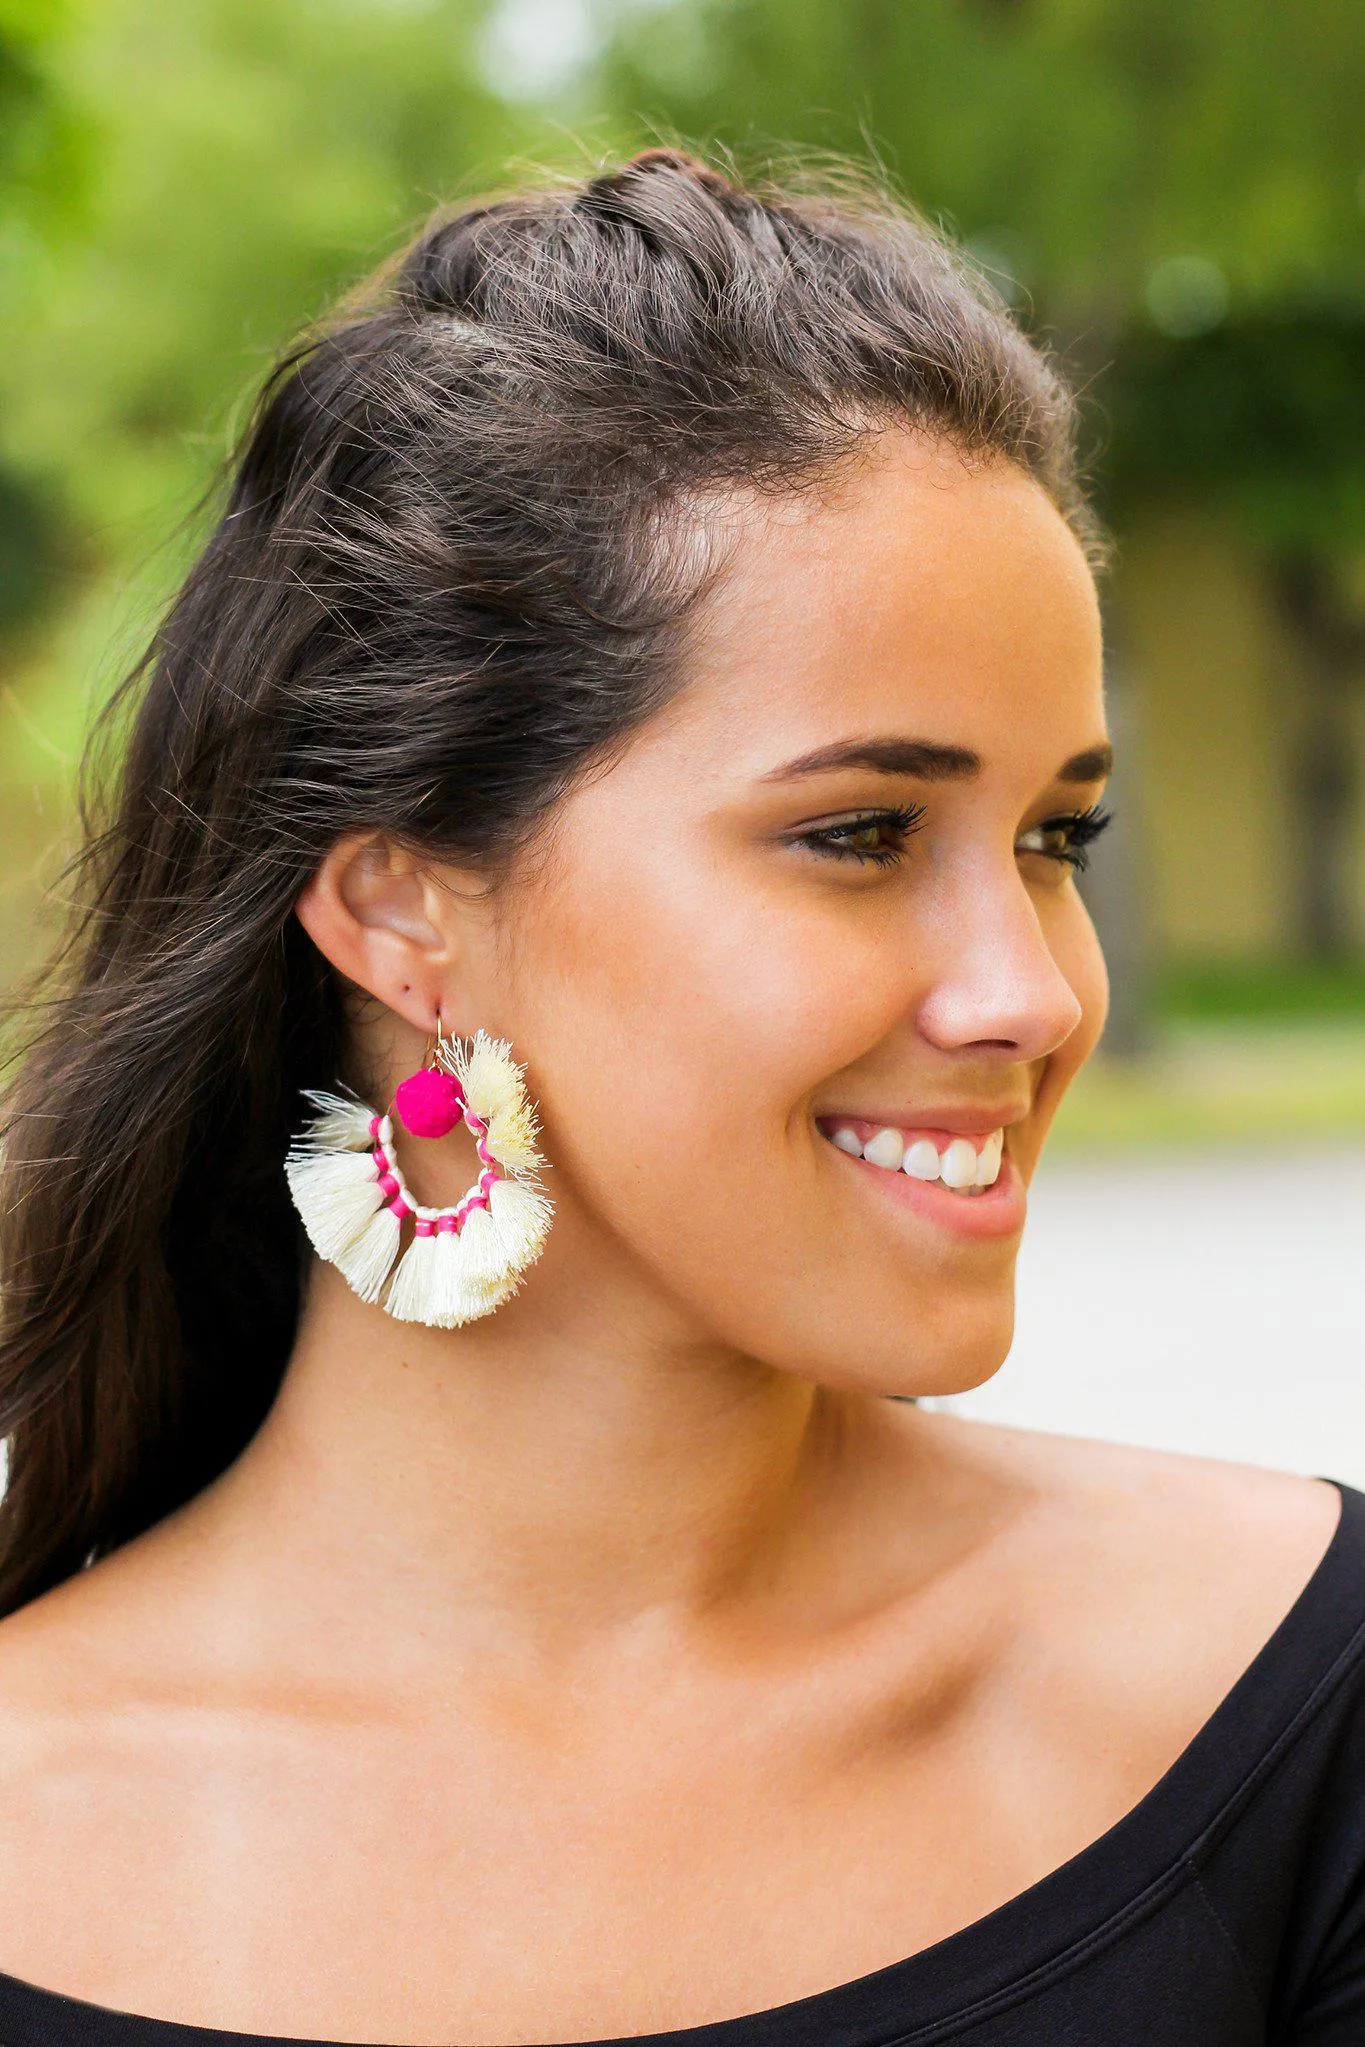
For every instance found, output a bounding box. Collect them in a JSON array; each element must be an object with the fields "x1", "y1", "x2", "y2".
[{"x1": 295, "y1": 833, "x2": 459, "y2": 1036}]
